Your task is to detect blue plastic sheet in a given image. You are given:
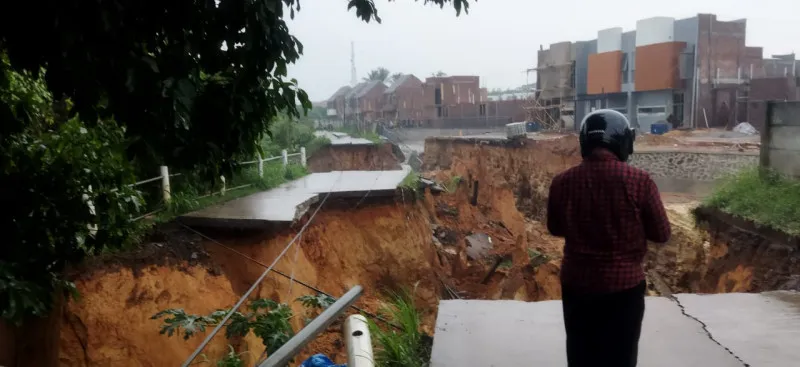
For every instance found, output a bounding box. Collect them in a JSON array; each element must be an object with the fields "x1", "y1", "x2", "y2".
[{"x1": 299, "y1": 353, "x2": 346, "y2": 367}]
